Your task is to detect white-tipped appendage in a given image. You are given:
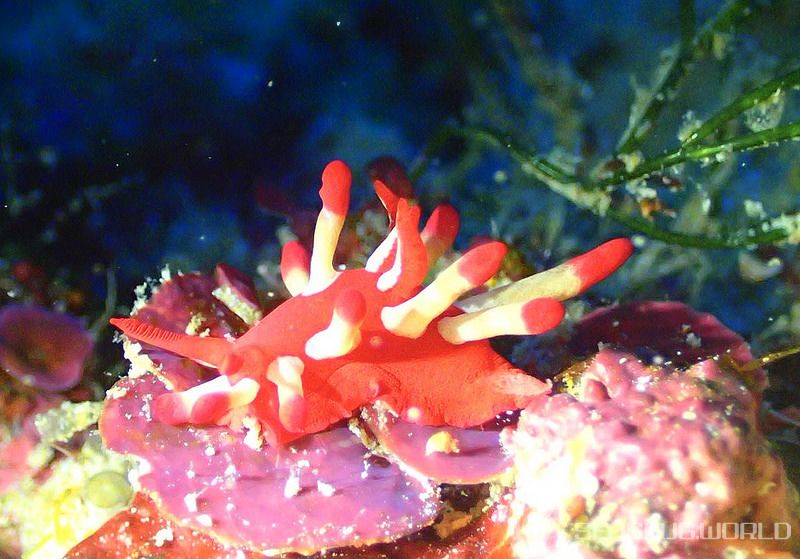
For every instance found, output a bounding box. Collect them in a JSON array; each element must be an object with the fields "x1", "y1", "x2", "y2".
[
  {"x1": 281, "y1": 241, "x2": 311, "y2": 296},
  {"x1": 178, "y1": 375, "x2": 260, "y2": 411},
  {"x1": 365, "y1": 227, "x2": 397, "y2": 272},
  {"x1": 305, "y1": 208, "x2": 345, "y2": 294},
  {"x1": 420, "y1": 204, "x2": 459, "y2": 268},
  {"x1": 377, "y1": 236, "x2": 405, "y2": 292},
  {"x1": 228, "y1": 377, "x2": 261, "y2": 407},
  {"x1": 266, "y1": 356, "x2": 306, "y2": 431},
  {"x1": 266, "y1": 356, "x2": 304, "y2": 398},
  {"x1": 381, "y1": 262, "x2": 478, "y2": 338},
  {"x1": 438, "y1": 298, "x2": 564, "y2": 344},
  {"x1": 305, "y1": 290, "x2": 366, "y2": 359},
  {"x1": 283, "y1": 267, "x2": 310, "y2": 297},
  {"x1": 457, "y1": 261, "x2": 581, "y2": 312},
  {"x1": 382, "y1": 241, "x2": 506, "y2": 338}
]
